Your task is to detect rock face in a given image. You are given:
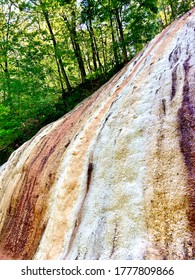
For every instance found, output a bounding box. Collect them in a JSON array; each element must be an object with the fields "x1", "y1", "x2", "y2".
[{"x1": 0, "y1": 9, "x2": 195, "y2": 260}]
